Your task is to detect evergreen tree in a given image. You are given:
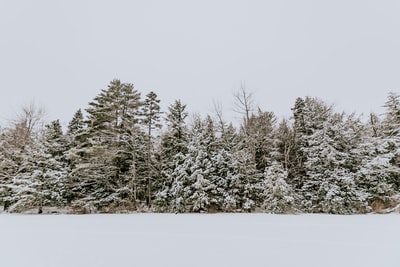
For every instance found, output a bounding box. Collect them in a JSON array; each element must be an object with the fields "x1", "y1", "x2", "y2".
[
  {"x1": 162, "y1": 100, "x2": 188, "y2": 159},
  {"x1": 291, "y1": 98, "x2": 368, "y2": 213},
  {"x1": 0, "y1": 129, "x2": 17, "y2": 211},
  {"x1": 262, "y1": 161, "x2": 298, "y2": 213},
  {"x1": 67, "y1": 109, "x2": 85, "y2": 136},
  {"x1": 302, "y1": 112, "x2": 367, "y2": 213},
  {"x1": 357, "y1": 92, "x2": 400, "y2": 211},
  {"x1": 273, "y1": 119, "x2": 295, "y2": 172},
  {"x1": 0, "y1": 104, "x2": 46, "y2": 212},
  {"x1": 66, "y1": 79, "x2": 141, "y2": 212},
  {"x1": 7, "y1": 120, "x2": 68, "y2": 213},
  {"x1": 382, "y1": 92, "x2": 400, "y2": 137},
  {"x1": 155, "y1": 100, "x2": 188, "y2": 211},
  {"x1": 140, "y1": 91, "x2": 162, "y2": 207},
  {"x1": 168, "y1": 116, "x2": 217, "y2": 212},
  {"x1": 3, "y1": 83, "x2": 400, "y2": 215},
  {"x1": 288, "y1": 97, "x2": 308, "y2": 188},
  {"x1": 66, "y1": 109, "x2": 85, "y2": 147},
  {"x1": 226, "y1": 144, "x2": 262, "y2": 211},
  {"x1": 357, "y1": 135, "x2": 398, "y2": 211}
]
